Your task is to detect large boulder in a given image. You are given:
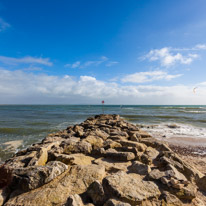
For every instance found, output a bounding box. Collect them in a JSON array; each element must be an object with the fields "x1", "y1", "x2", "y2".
[
  {"x1": 5, "y1": 164, "x2": 105, "y2": 206},
  {"x1": 102, "y1": 171, "x2": 160, "y2": 205},
  {"x1": 11, "y1": 161, "x2": 68, "y2": 192}
]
